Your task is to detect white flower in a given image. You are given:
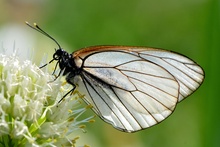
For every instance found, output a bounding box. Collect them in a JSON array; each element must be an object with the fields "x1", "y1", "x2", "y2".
[{"x1": 0, "y1": 53, "x2": 95, "y2": 147}]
